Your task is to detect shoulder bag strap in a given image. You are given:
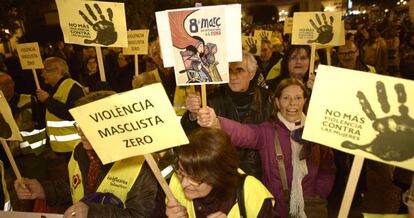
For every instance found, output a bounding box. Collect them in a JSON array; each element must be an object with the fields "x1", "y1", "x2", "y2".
[
  {"x1": 237, "y1": 174, "x2": 247, "y2": 218},
  {"x1": 274, "y1": 130, "x2": 290, "y2": 203}
]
